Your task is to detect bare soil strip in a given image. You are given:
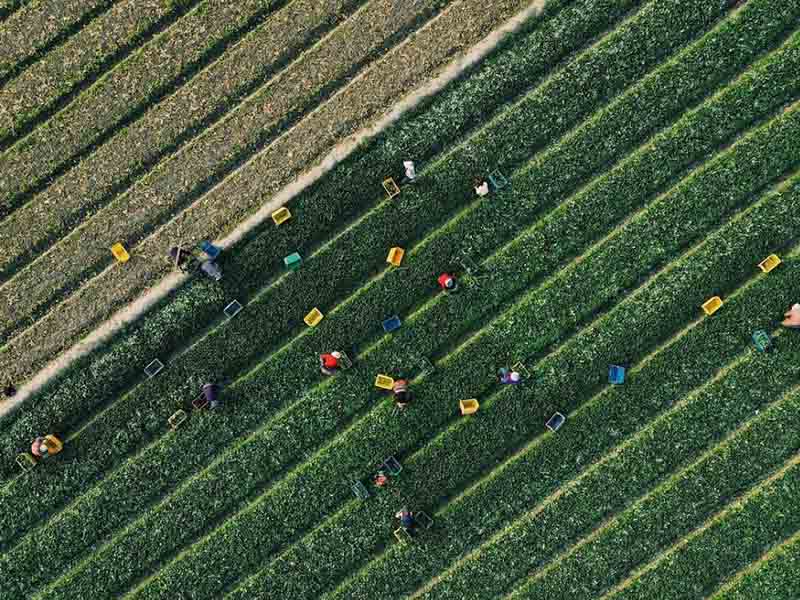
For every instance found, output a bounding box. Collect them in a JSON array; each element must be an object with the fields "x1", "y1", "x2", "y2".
[{"x1": 0, "y1": 0, "x2": 543, "y2": 414}]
